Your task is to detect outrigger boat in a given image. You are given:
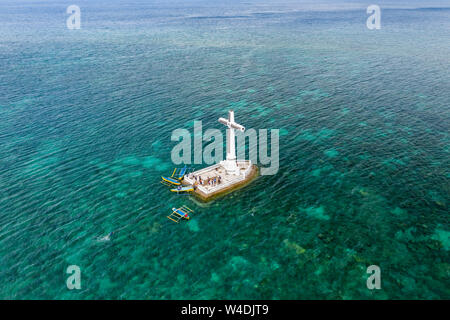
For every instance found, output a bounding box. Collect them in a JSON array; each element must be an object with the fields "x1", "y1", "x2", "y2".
[
  {"x1": 161, "y1": 166, "x2": 189, "y2": 186},
  {"x1": 167, "y1": 205, "x2": 194, "y2": 223},
  {"x1": 171, "y1": 185, "x2": 194, "y2": 193},
  {"x1": 161, "y1": 175, "x2": 181, "y2": 186}
]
